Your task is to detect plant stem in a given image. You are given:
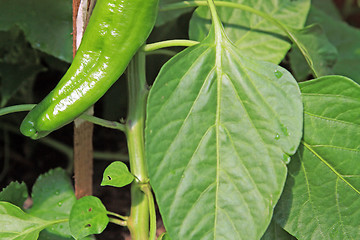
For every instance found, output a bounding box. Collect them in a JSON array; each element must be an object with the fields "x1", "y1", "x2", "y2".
[
  {"x1": 109, "y1": 217, "x2": 128, "y2": 227},
  {"x1": 144, "y1": 39, "x2": 199, "y2": 52},
  {"x1": 79, "y1": 114, "x2": 126, "y2": 132},
  {"x1": 125, "y1": 50, "x2": 151, "y2": 240},
  {"x1": 0, "y1": 104, "x2": 35, "y2": 116},
  {"x1": 141, "y1": 183, "x2": 157, "y2": 240},
  {"x1": 107, "y1": 211, "x2": 128, "y2": 221}
]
